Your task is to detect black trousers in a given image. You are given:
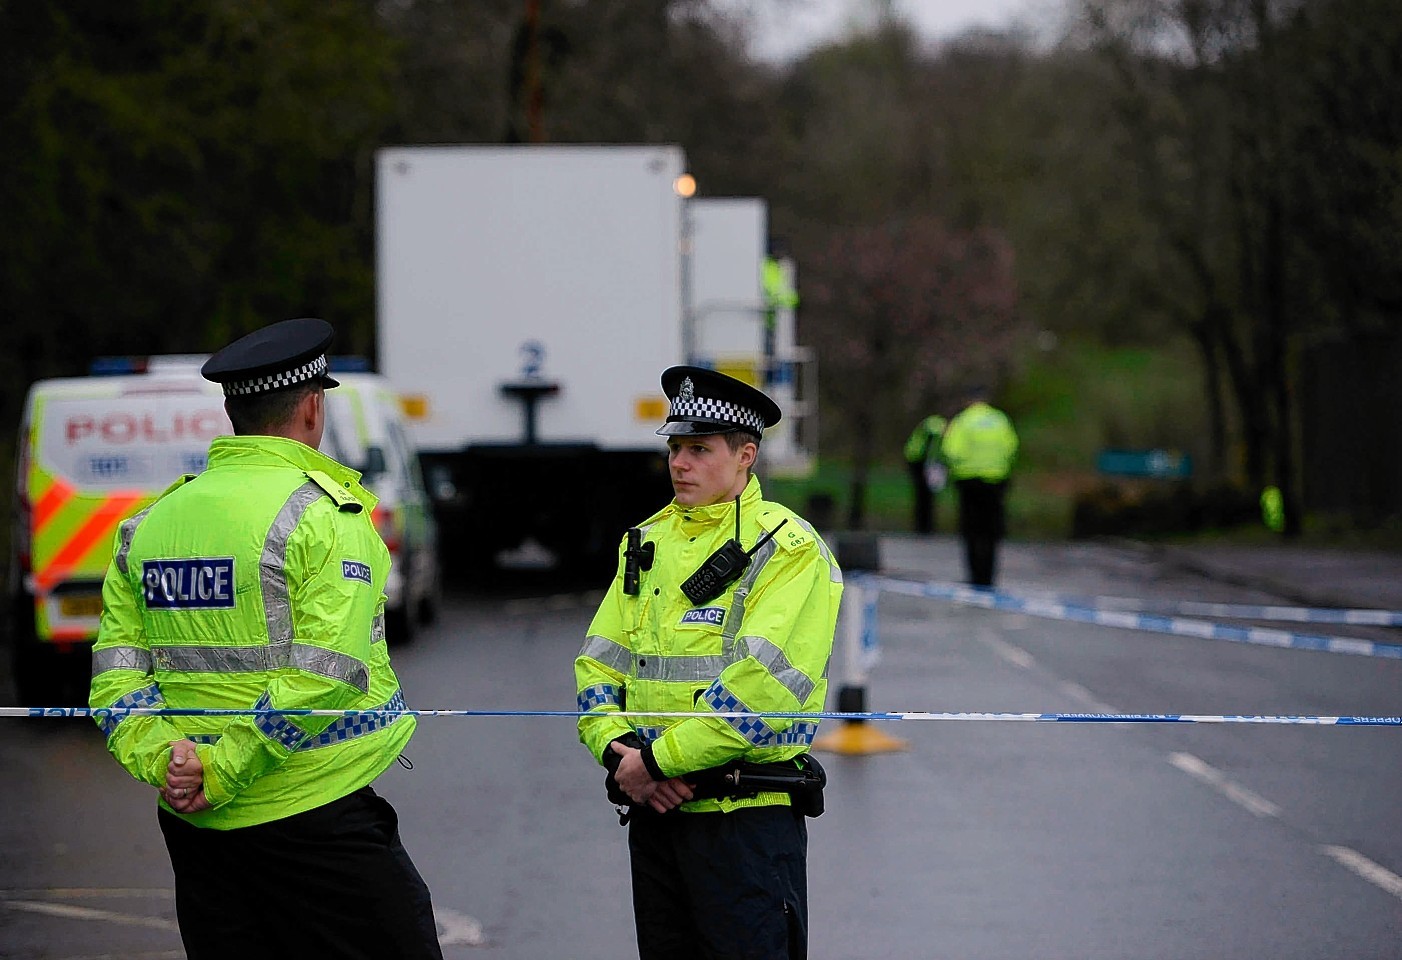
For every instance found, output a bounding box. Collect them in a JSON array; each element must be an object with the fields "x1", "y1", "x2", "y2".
[
  {"x1": 908, "y1": 461, "x2": 936, "y2": 534},
  {"x1": 158, "y1": 786, "x2": 442, "y2": 960},
  {"x1": 955, "y1": 478, "x2": 1008, "y2": 587},
  {"x1": 629, "y1": 805, "x2": 808, "y2": 960}
]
